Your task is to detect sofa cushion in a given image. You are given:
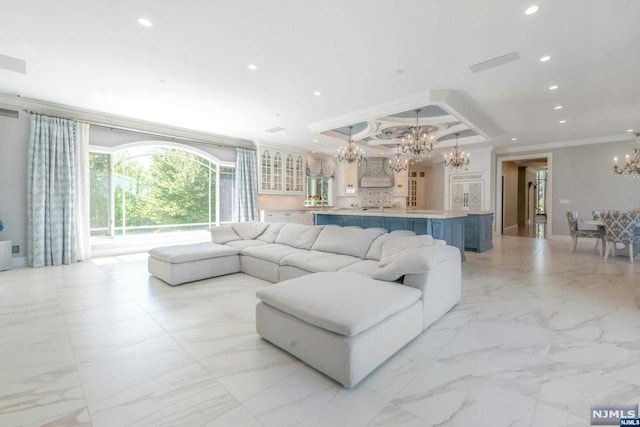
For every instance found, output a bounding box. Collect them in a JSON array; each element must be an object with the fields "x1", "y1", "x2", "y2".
[
  {"x1": 225, "y1": 240, "x2": 269, "y2": 250},
  {"x1": 231, "y1": 222, "x2": 269, "y2": 240},
  {"x1": 365, "y1": 233, "x2": 393, "y2": 261},
  {"x1": 149, "y1": 242, "x2": 239, "y2": 264},
  {"x1": 365, "y1": 230, "x2": 415, "y2": 261},
  {"x1": 280, "y1": 250, "x2": 360, "y2": 272},
  {"x1": 372, "y1": 243, "x2": 453, "y2": 281},
  {"x1": 256, "y1": 222, "x2": 287, "y2": 243},
  {"x1": 339, "y1": 260, "x2": 380, "y2": 276},
  {"x1": 207, "y1": 226, "x2": 241, "y2": 244},
  {"x1": 242, "y1": 243, "x2": 307, "y2": 263},
  {"x1": 256, "y1": 272, "x2": 421, "y2": 337},
  {"x1": 311, "y1": 226, "x2": 384, "y2": 259},
  {"x1": 378, "y1": 235, "x2": 434, "y2": 268},
  {"x1": 275, "y1": 223, "x2": 324, "y2": 249}
]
